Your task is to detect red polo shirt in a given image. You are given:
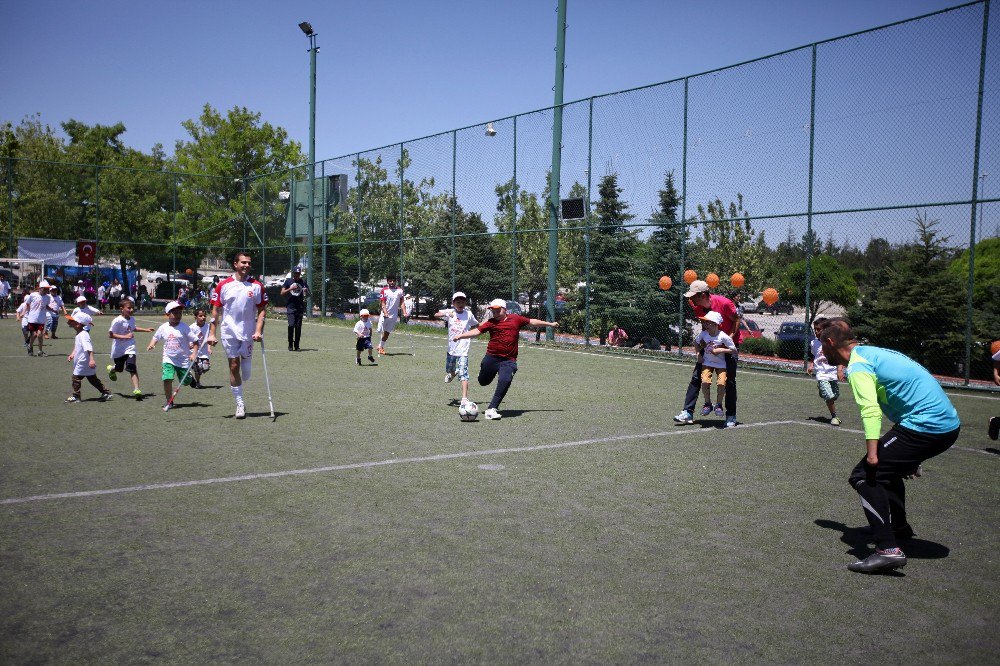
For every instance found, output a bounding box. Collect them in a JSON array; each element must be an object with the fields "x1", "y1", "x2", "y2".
[
  {"x1": 692, "y1": 294, "x2": 743, "y2": 346},
  {"x1": 478, "y1": 313, "x2": 532, "y2": 360}
]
